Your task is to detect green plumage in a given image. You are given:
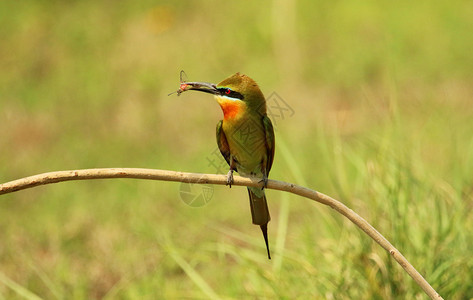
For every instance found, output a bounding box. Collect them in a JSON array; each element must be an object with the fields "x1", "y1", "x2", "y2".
[
  {"x1": 215, "y1": 74, "x2": 275, "y2": 259},
  {"x1": 183, "y1": 72, "x2": 275, "y2": 259}
]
